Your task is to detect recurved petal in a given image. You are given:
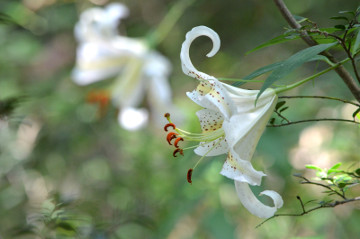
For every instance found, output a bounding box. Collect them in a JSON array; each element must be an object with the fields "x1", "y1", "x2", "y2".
[
  {"x1": 180, "y1": 26, "x2": 220, "y2": 81},
  {"x1": 234, "y1": 181, "x2": 283, "y2": 218},
  {"x1": 220, "y1": 152, "x2": 265, "y2": 186}
]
